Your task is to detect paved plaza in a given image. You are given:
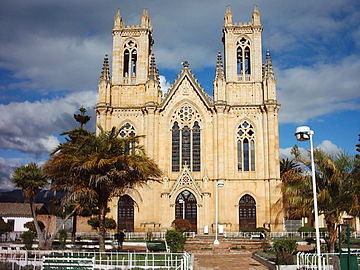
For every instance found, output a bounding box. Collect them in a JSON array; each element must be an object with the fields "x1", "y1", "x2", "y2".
[{"x1": 193, "y1": 252, "x2": 268, "y2": 270}]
